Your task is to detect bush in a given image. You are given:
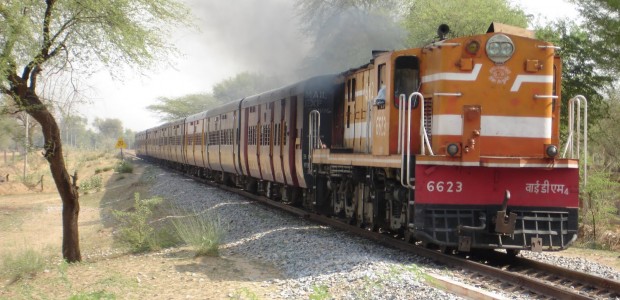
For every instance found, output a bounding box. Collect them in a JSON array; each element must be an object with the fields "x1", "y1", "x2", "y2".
[
  {"x1": 1, "y1": 249, "x2": 47, "y2": 282},
  {"x1": 171, "y1": 209, "x2": 225, "y2": 257},
  {"x1": 80, "y1": 175, "x2": 103, "y2": 193},
  {"x1": 115, "y1": 161, "x2": 133, "y2": 174},
  {"x1": 113, "y1": 193, "x2": 163, "y2": 252}
]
